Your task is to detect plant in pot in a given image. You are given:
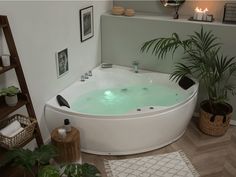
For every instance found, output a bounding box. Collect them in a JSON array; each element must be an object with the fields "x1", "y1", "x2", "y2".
[
  {"x1": 141, "y1": 27, "x2": 236, "y2": 136},
  {"x1": 0, "y1": 144, "x2": 57, "y2": 177},
  {"x1": 0, "y1": 144, "x2": 101, "y2": 177},
  {"x1": 0, "y1": 86, "x2": 20, "y2": 106}
]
